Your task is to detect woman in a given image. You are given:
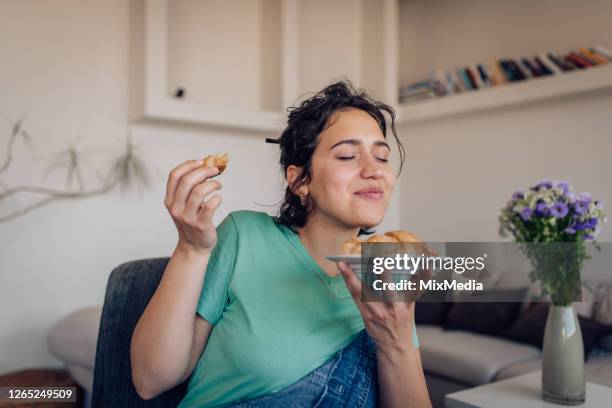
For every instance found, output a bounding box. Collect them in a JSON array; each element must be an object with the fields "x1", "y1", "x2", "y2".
[{"x1": 130, "y1": 81, "x2": 431, "y2": 408}]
